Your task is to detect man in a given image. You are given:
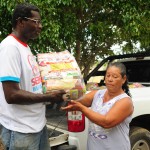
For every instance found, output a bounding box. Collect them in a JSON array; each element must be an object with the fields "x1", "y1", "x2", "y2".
[{"x1": 0, "y1": 3, "x2": 65, "y2": 150}]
